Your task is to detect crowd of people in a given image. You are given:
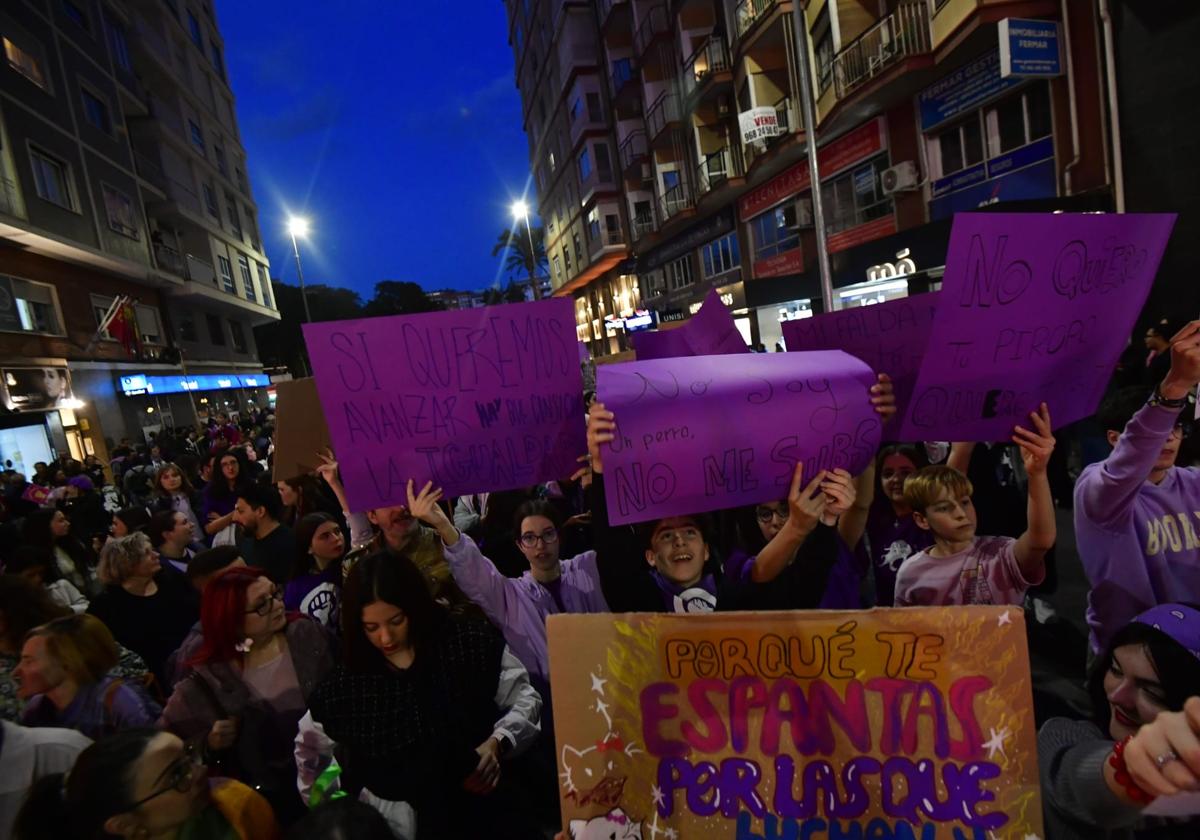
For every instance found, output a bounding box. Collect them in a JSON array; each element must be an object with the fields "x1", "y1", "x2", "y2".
[{"x1": 1, "y1": 319, "x2": 1200, "y2": 839}]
